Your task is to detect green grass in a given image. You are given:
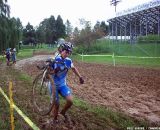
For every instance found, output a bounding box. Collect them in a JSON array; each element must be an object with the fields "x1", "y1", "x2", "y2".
[
  {"x1": 18, "y1": 73, "x2": 32, "y2": 82},
  {"x1": 0, "y1": 96, "x2": 27, "y2": 130},
  {"x1": 17, "y1": 44, "x2": 56, "y2": 59},
  {"x1": 72, "y1": 97, "x2": 148, "y2": 129},
  {"x1": 0, "y1": 94, "x2": 10, "y2": 130},
  {"x1": 17, "y1": 49, "x2": 34, "y2": 59},
  {"x1": 72, "y1": 40, "x2": 160, "y2": 67},
  {"x1": 71, "y1": 54, "x2": 160, "y2": 68},
  {"x1": 115, "y1": 57, "x2": 160, "y2": 67},
  {"x1": 75, "y1": 39, "x2": 160, "y2": 56}
]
